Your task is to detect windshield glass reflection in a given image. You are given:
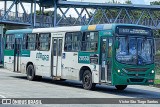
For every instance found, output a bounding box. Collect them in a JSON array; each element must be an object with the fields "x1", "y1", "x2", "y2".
[{"x1": 116, "y1": 37, "x2": 153, "y2": 65}]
